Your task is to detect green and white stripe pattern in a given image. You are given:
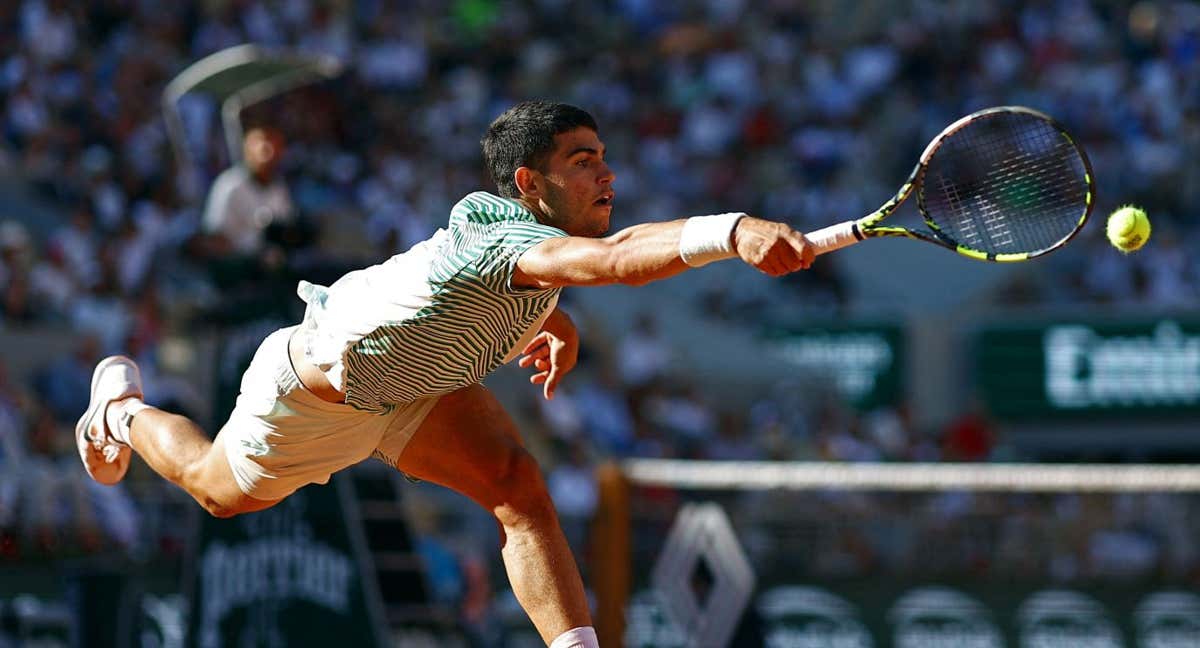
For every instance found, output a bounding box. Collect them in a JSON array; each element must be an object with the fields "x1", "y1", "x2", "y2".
[{"x1": 339, "y1": 192, "x2": 565, "y2": 413}]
